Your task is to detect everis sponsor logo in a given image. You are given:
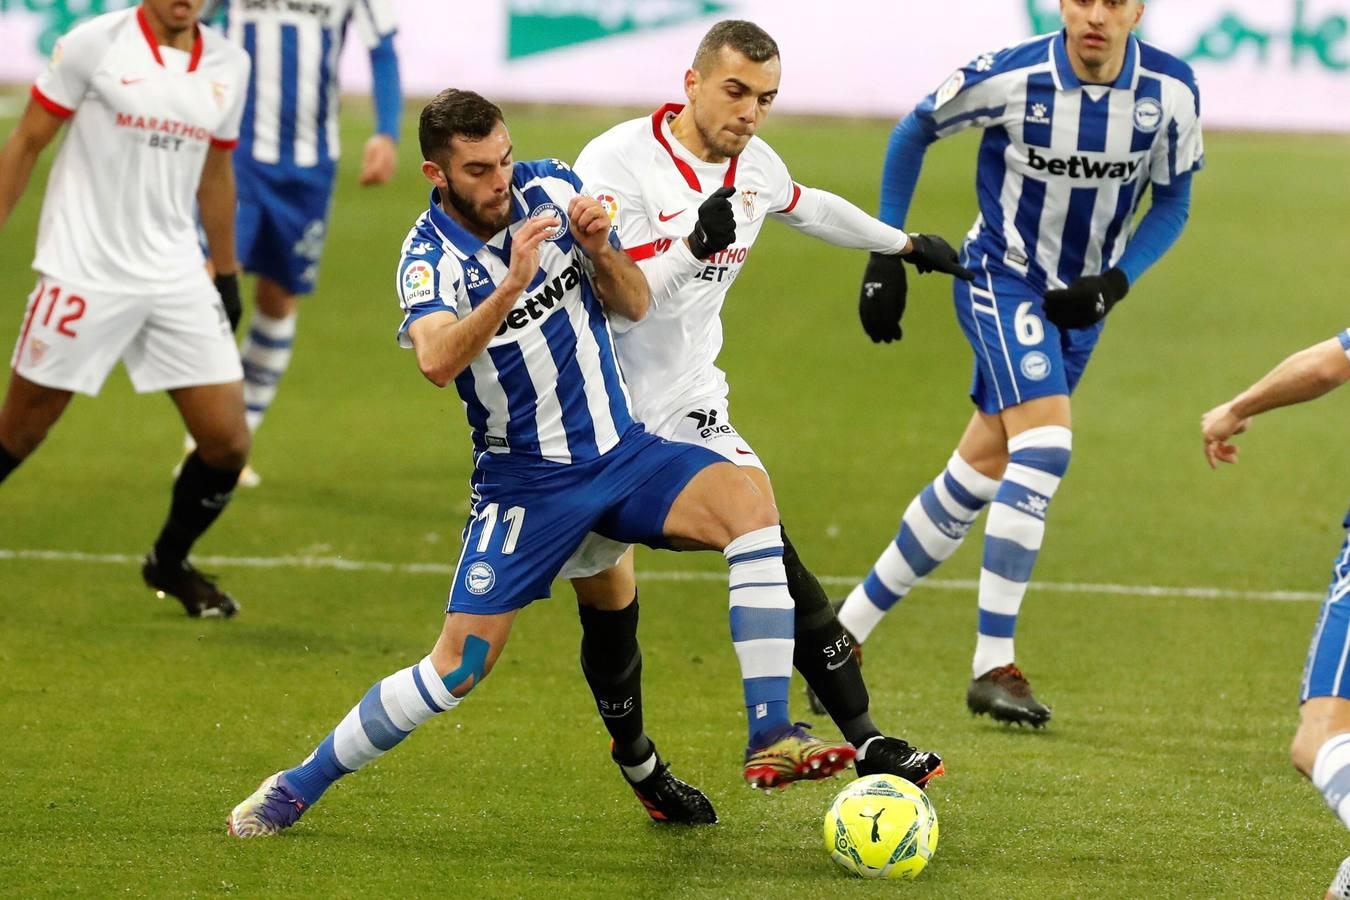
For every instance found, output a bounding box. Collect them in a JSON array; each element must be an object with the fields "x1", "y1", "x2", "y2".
[{"x1": 507, "y1": 0, "x2": 732, "y2": 60}]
